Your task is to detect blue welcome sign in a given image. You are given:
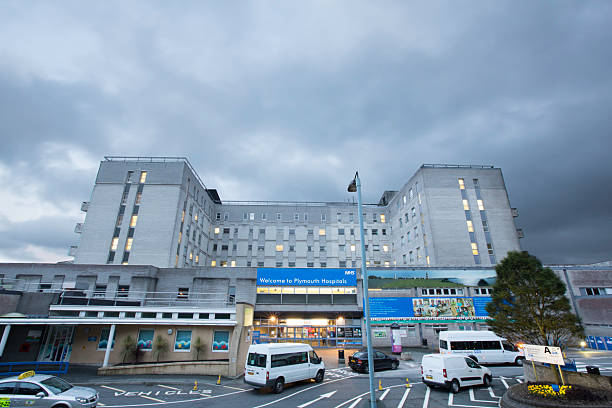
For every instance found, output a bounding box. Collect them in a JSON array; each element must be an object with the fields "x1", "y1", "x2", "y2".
[{"x1": 257, "y1": 268, "x2": 357, "y2": 287}]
